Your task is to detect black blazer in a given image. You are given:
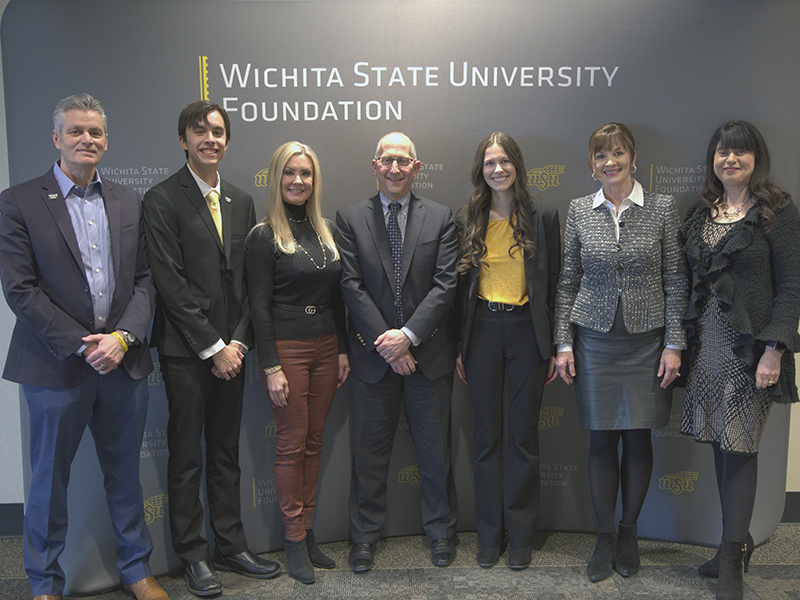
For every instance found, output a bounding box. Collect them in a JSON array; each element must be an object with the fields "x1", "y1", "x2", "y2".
[
  {"x1": 143, "y1": 164, "x2": 256, "y2": 357},
  {"x1": 0, "y1": 169, "x2": 155, "y2": 387},
  {"x1": 336, "y1": 193, "x2": 459, "y2": 383},
  {"x1": 458, "y1": 202, "x2": 561, "y2": 362}
]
